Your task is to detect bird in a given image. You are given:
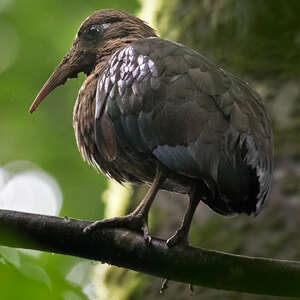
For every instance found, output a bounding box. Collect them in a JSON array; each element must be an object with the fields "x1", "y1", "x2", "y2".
[{"x1": 29, "y1": 9, "x2": 273, "y2": 247}]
